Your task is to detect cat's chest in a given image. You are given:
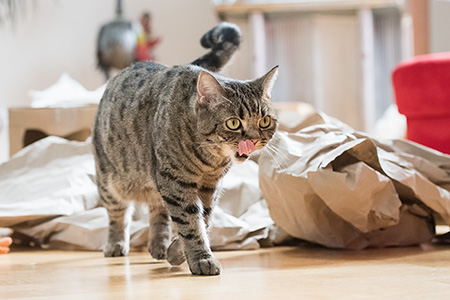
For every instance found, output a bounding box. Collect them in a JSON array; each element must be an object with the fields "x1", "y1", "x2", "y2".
[{"x1": 199, "y1": 163, "x2": 231, "y2": 185}]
